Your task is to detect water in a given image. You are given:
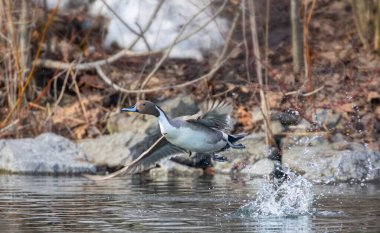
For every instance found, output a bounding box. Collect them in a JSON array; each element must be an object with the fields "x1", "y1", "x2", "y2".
[{"x1": 0, "y1": 174, "x2": 379, "y2": 232}]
